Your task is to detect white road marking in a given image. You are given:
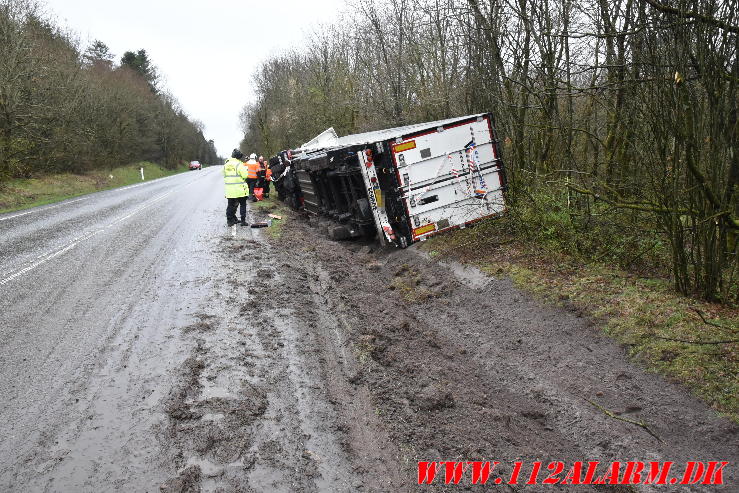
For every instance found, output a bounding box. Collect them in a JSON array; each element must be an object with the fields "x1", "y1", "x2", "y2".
[
  {"x1": 0, "y1": 197, "x2": 88, "y2": 222},
  {"x1": 0, "y1": 176, "x2": 202, "y2": 287},
  {"x1": 0, "y1": 167, "x2": 217, "y2": 223},
  {"x1": 0, "y1": 243, "x2": 78, "y2": 286}
]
